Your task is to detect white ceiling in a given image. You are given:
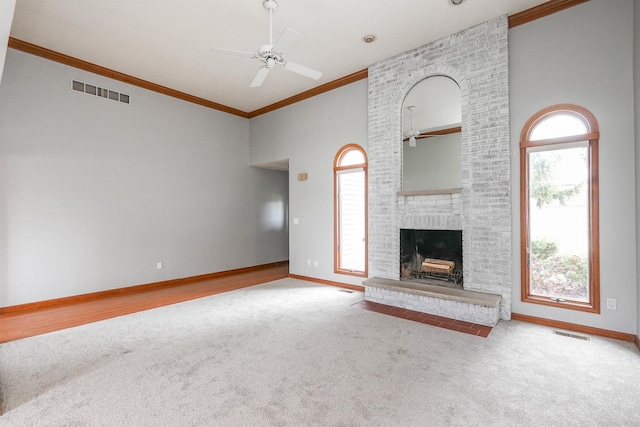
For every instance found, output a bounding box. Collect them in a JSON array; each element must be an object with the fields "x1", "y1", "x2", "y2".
[{"x1": 9, "y1": 0, "x2": 548, "y2": 114}]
